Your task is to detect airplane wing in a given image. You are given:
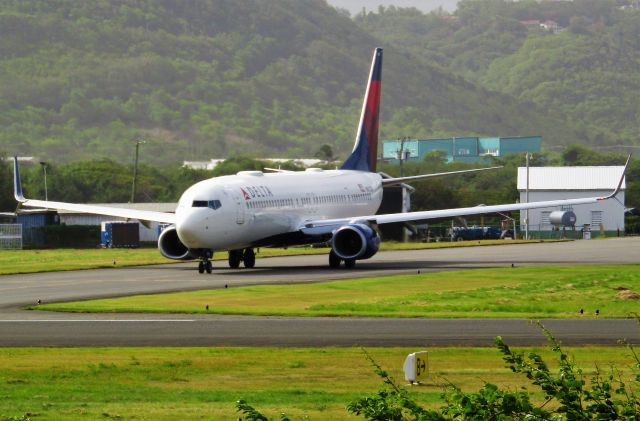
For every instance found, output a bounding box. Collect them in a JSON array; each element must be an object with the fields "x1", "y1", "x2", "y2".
[
  {"x1": 13, "y1": 157, "x2": 176, "y2": 225},
  {"x1": 301, "y1": 156, "x2": 629, "y2": 236},
  {"x1": 381, "y1": 166, "x2": 502, "y2": 186}
]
